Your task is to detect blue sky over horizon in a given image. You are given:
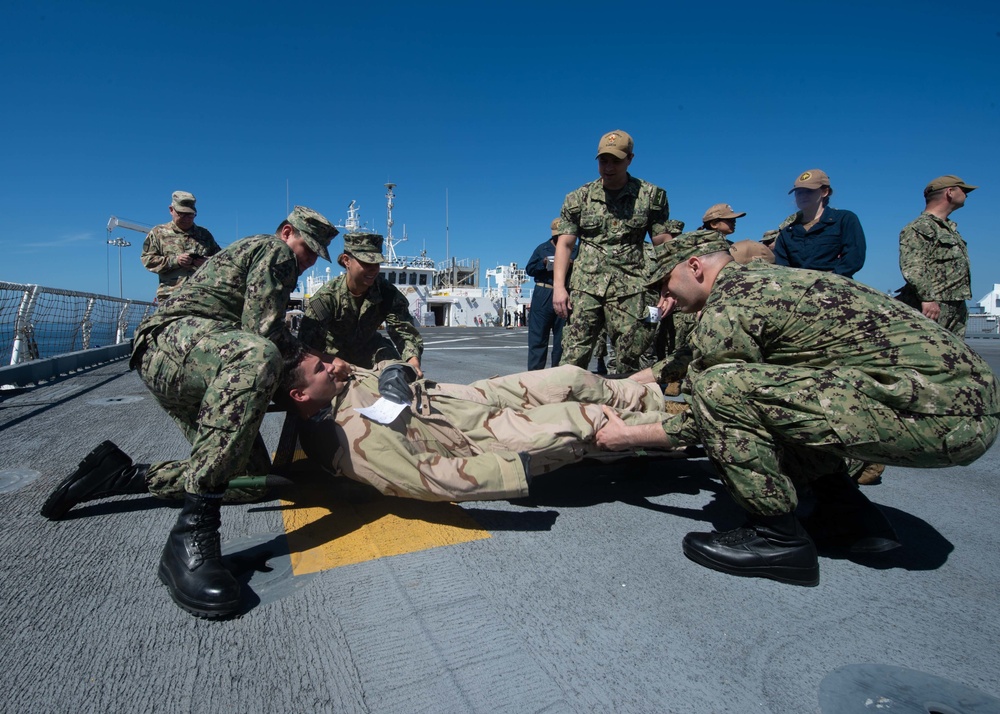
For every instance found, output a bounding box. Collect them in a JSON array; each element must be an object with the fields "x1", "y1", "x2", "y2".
[{"x1": 2, "y1": 0, "x2": 998, "y2": 304}]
